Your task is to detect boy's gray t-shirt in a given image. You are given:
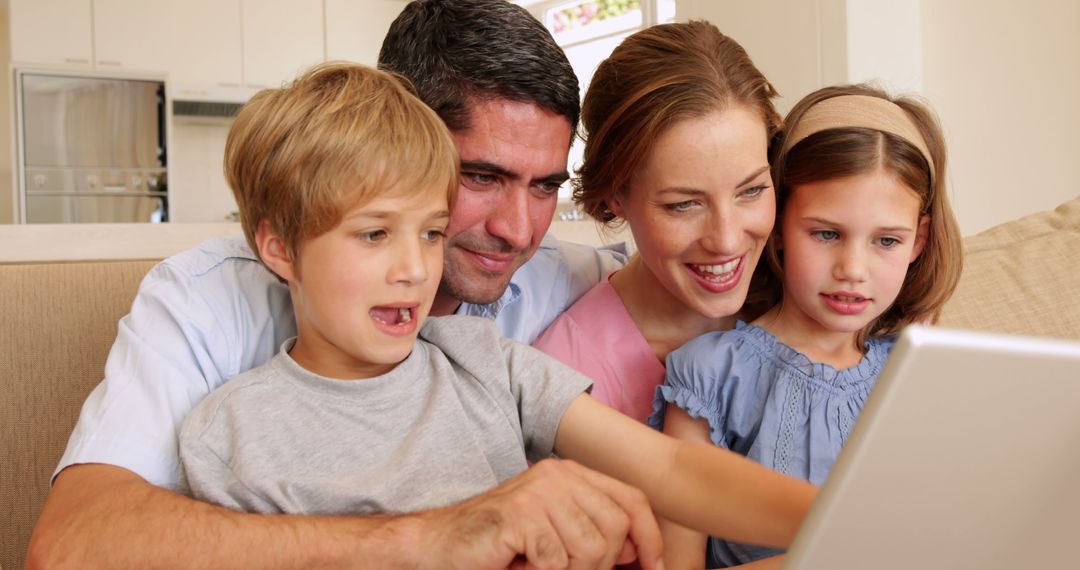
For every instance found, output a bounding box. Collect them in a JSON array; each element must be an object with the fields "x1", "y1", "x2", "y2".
[{"x1": 179, "y1": 315, "x2": 592, "y2": 515}]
